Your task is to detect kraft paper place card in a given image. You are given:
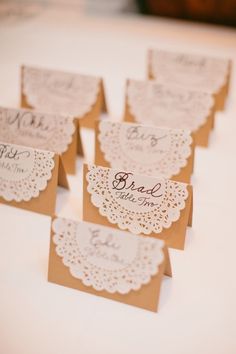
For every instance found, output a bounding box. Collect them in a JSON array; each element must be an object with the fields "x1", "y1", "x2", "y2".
[
  {"x1": 0, "y1": 142, "x2": 69, "y2": 216},
  {"x1": 83, "y1": 164, "x2": 193, "y2": 250},
  {"x1": 95, "y1": 120, "x2": 194, "y2": 183},
  {"x1": 0, "y1": 106, "x2": 83, "y2": 174},
  {"x1": 148, "y1": 49, "x2": 231, "y2": 111},
  {"x1": 48, "y1": 216, "x2": 172, "y2": 312},
  {"x1": 21, "y1": 65, "x2": 107, "y2": 129},
  {"x1": 124, "y1": 79, "x2": 215, "y2": 147}
]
